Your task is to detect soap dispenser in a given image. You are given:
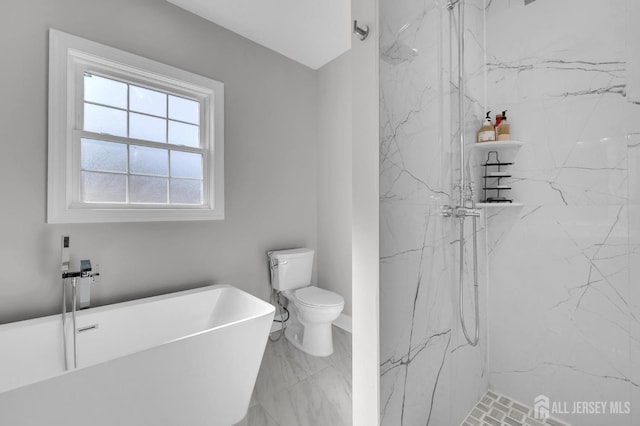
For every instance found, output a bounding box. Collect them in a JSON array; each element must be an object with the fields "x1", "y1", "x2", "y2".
[
  {"x1": 496, "y1": 110, "x2": 511, "y2": 141},
  {"x1": 477, "y1": 111, "x2": 495, "y2": 143}
]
